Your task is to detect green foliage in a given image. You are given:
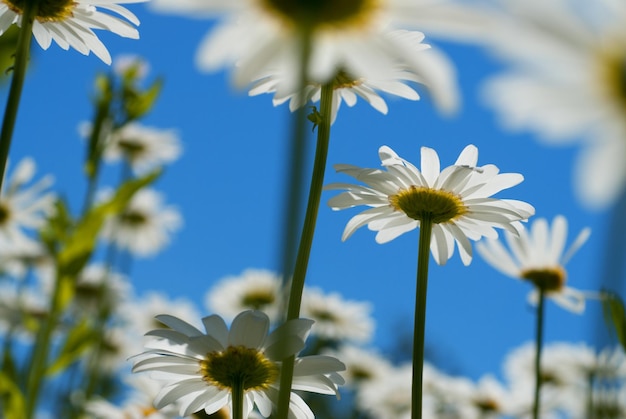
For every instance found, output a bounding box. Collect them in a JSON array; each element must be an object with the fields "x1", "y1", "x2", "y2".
[
  {"x1": 47, "y1": 319, "x2": 99, "y2": 375},
  {"x1": 0, "y1": 26, "x2": 21, "y2": 86},
  {"x1": 0, "y1": 371, "x2": 26, "y2": 419},
  {"x1": 307, "y1": 106, "x2": 323, "y2": 132},
  {"x1": 123, "y1": 77, "x2": 163, "y2": 121},
  {"x1": 602, "y1": 291, "x2": 626, "y2": 352}
]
